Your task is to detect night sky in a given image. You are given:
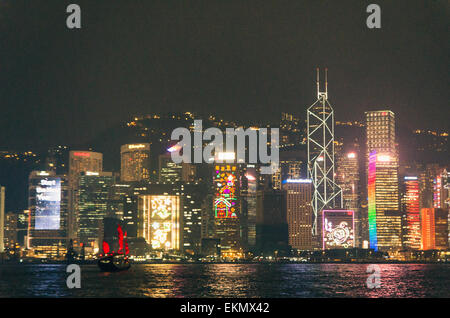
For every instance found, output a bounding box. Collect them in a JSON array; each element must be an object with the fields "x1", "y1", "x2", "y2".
[{"x1": 0, "y1": 0, "x2": 448, "y2": 150}]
